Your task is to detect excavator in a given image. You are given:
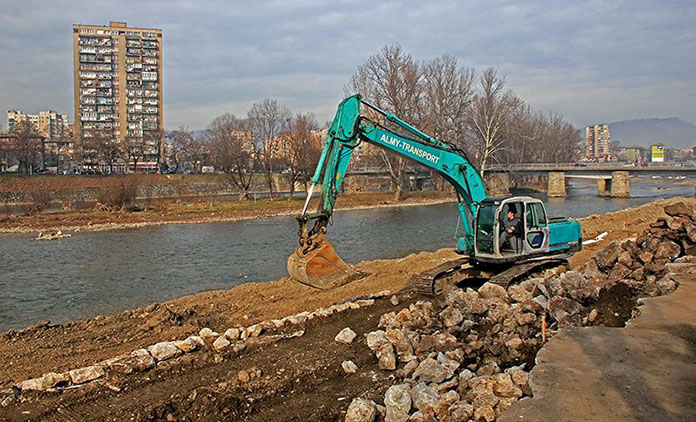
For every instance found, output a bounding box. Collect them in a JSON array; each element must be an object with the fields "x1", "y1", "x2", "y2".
[{"x1": 287, "y1": 94, "x2": 582, "y2": 295}]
